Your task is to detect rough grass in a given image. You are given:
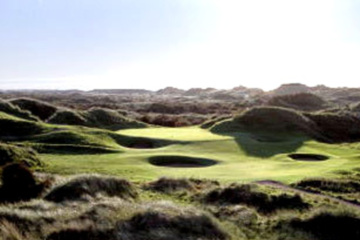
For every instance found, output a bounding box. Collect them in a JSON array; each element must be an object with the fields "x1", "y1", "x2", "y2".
[
  {"x1": 305, "y1": 112, "x2": 360, "y2": 142},
  {"x1": 203, "y1": 184, "x2": 310, "y2": 214},
  {"x1": 288, "y1": 211, "x2": 360, "y2": 240},
  {"x1": 0, "y1": 164, "x2": 49, "y2": 203},
  {"x1": 47, "y1": 109, "x2": 88, "y2": 126},
  {"x1": 10, "y1": 98, "x2": 58, "y2": 121},
  {"x1": 267, "y1": 93, "x2": 327, "y2": 111},
  {"x1": 0, "y1": 112, "x2": 47, "y2": 138},
  {"x1": 211, "y1": 106, "x2": 360, "y2": 143},
  {"x1": 0, "y1": 99, "x2": 38, "y2": 121},
  {"x1": 211, "y1": 106, "x2": 318, "y2": 137},
  {"x1": 45, "y1": 175, "x2": 138, "y2": 202},
  {"x1": 0, "y1": 193, "x2": 230, "y2": 240},
  {"x1": 46, "y1": 210, "x2": 228, "y2": 240},
  {"x1": 144, "y1": 177, "x2": 219, "y2": 193},
  {"x1": 0, "y1": 143, "x2": 42, "y2": 167},
  {"x1": 48, "y1": 107, "x2": 147, "y2": 131},
  {"x1": 0, "y1": 220, "x2": 34, "y2": 240},
  {"x1": 84, "y1": 107, "x2": 148, "y2": 130},
  {"x1": 293, "y1": 178, "x2": 360, "y2": 193}
]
